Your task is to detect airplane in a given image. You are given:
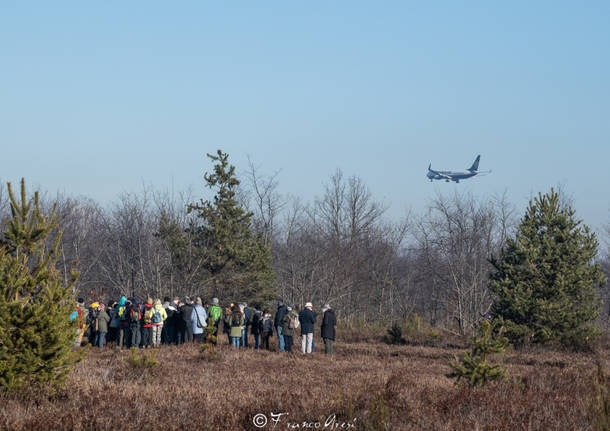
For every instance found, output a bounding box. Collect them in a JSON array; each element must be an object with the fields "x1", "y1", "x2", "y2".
[{"x1": 426, "y1": 155, "x2": 490, "y2": 183}]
